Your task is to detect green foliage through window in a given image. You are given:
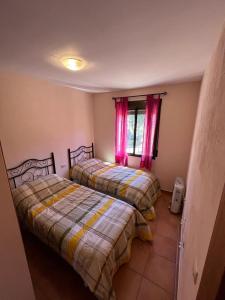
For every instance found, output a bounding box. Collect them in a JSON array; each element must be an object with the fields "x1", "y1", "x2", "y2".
[{"x1": 127, "y1": 109, "x2": 145, "y2": 156}]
